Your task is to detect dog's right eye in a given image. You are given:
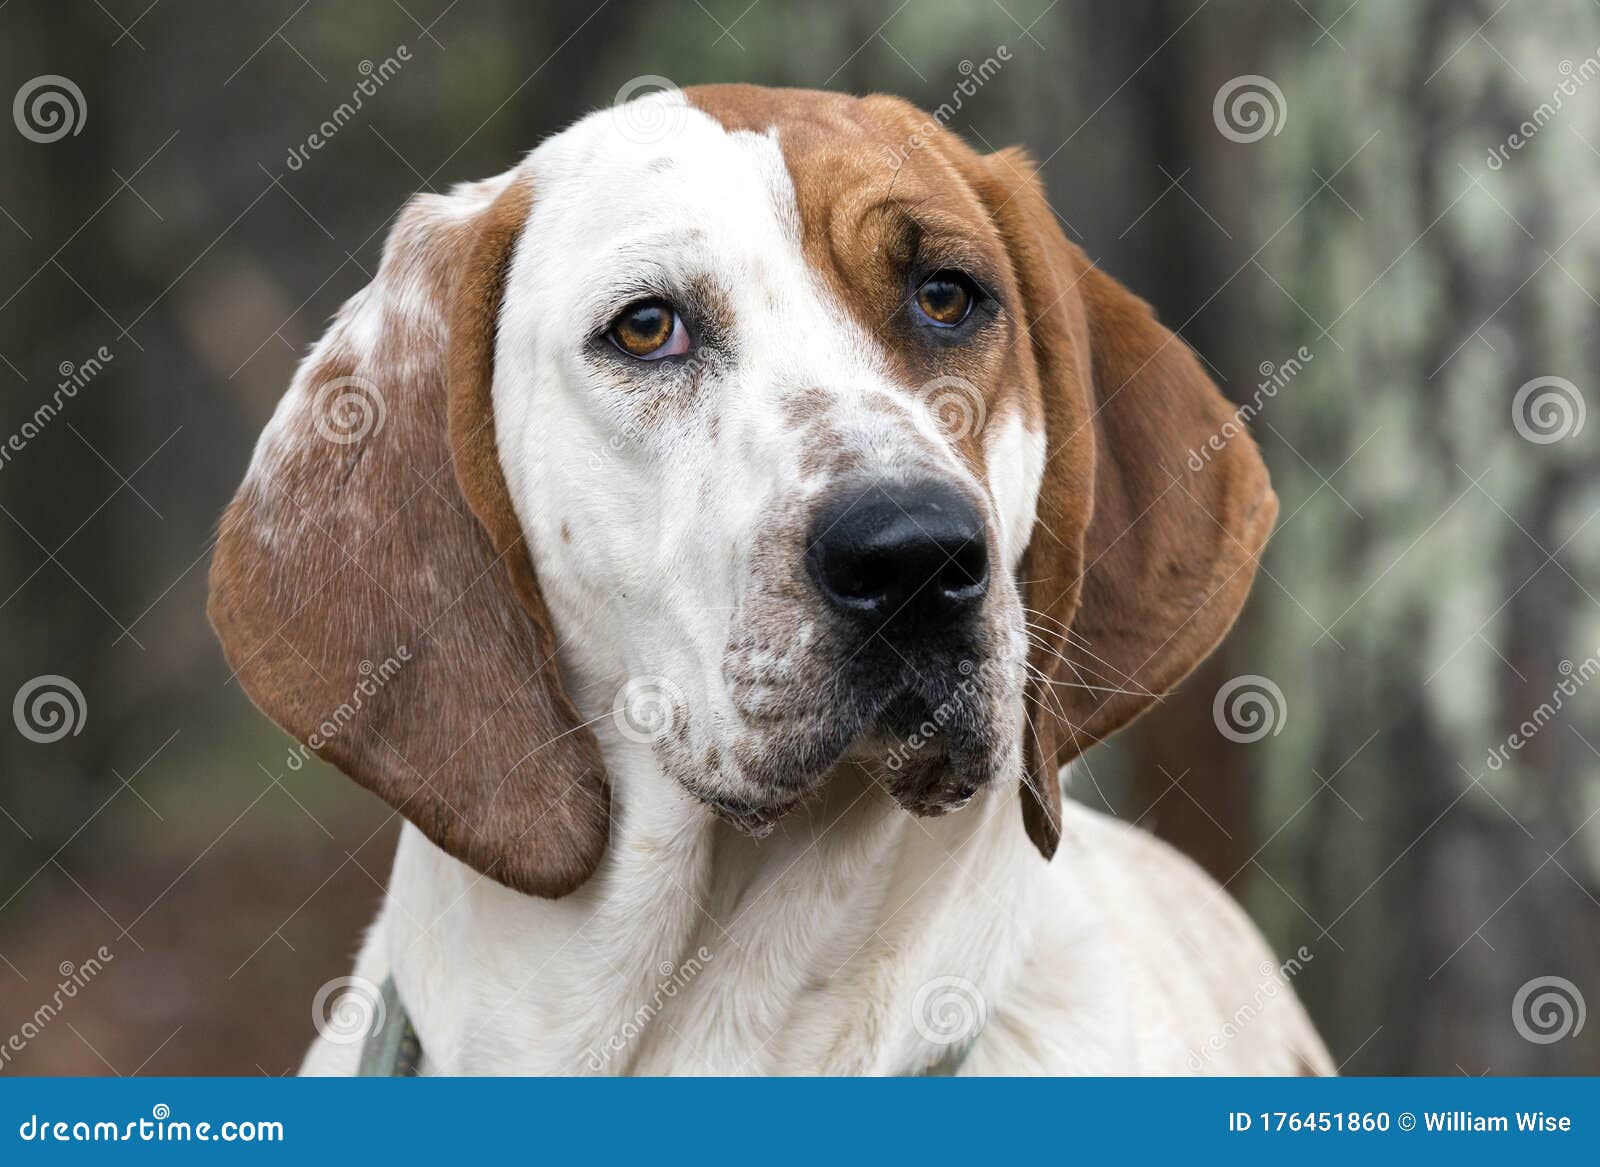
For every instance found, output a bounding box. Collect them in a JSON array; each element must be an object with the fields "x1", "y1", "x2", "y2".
[
  {"x1": 913, "y1": 271, "x2": 978, "y2": 328},
  {"x1": 608, "y1": 299, "x2": 690, "y2": 360}
]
